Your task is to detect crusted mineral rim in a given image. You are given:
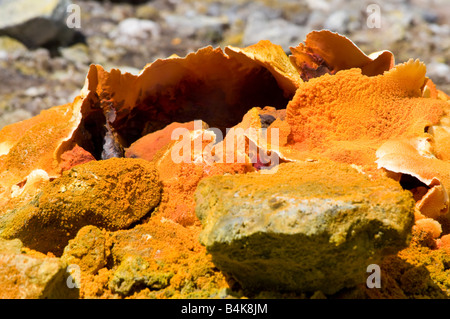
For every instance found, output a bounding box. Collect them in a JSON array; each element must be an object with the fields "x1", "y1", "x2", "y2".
[{"x1": 0, "y1": 30, "x2": 450, "y2": 299}]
